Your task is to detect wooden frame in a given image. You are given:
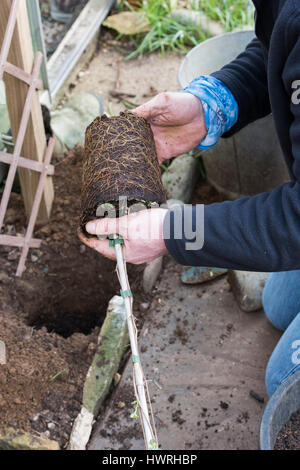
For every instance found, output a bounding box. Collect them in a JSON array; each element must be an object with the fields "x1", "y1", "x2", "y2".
[
  {"x1": 0, "y1": 0, "x2": 54, "y2": 223},
  {"x1": 0, "y1": 0, "x2": 55, "y2": 276}
]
